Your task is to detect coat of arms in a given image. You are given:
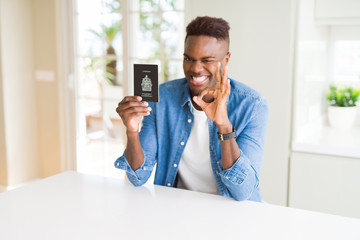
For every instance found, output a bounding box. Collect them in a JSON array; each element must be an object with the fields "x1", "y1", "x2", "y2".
[{"x1": 141, "y1": 75, "x2": 152, "y2": 92}]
